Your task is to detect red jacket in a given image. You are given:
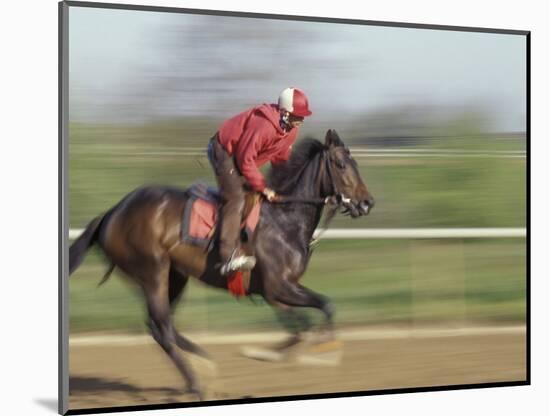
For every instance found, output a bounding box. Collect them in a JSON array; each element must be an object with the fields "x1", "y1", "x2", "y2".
[{"x1": 218, "y1": 103, "x2": 299, "y2": 192}]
